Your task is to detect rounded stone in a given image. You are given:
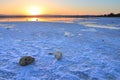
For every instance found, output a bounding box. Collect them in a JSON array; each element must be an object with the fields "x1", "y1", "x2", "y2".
[
  {"x1": 19, "y1": 56, "x2": 35, "y2": 66},
  {"x1": 54, "y1": 51, "x2": 62, "y2": 60}
]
